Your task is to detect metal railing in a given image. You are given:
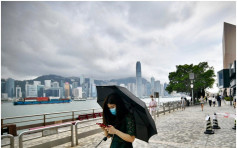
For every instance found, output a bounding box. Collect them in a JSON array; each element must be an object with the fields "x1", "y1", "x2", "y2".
[
  {"x1": 1, "y1": 134, "x2": 14, "y2": 148},
  {"x1": 75, "y1": 117, "x2": 103, "y2": 145},
  {"x1": 2, "y1": 108, "x2": 102, "y2": 132},
  {"x1": 18, "y1": 123, "x2": 74, "y2": 148}
]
